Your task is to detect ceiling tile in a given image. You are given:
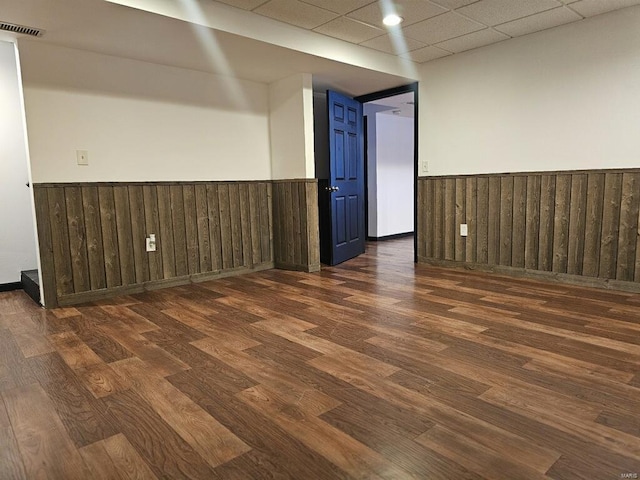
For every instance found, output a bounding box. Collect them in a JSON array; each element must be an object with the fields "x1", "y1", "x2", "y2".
[
  {"x1": 403, "y1": 11, "x2": 485, "y2": 44},
  {"x1": 400, "y1": 45, "x2": 452, "y2": 62},
  {"x1": 313, "y1": 17, "x2": 385, "y2": 43},
  {"x1": 347, "y1": 0, "x2": 447, "y2": 27},
  {"x1": 430, "y1": 0, "x2": 480, "y2": 9},
  {"x1": 360, "y1": 33, "x2": 427, "y2": 54},
  {"x1": 435, "y1": 28, "x2": 508, "y2": 52},
  {"x1": 299, "y1": 0, "x2": 376, "y2": 15},
  {"x1": 569, "y1": 0, "x2": 640, "y2": 17},
  {"x1": 457, "y1": 0, "x2": 562, "y2": 26},
  {"x1": 495, "y1": 6, "x2": 582, "y2": 37},
  {"x1": 253, "y1": 0, "x2": 338, "y2": 29},
  {"x1": 214, "y1": 0, "x2": 271, "y2": 10}
]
